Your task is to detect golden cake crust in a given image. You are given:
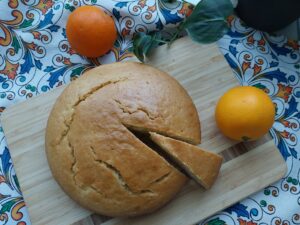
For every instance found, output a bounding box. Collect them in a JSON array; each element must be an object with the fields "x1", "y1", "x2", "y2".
[{"x1": 45, "y1": 62, "x2": 201, "y2": 216}]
